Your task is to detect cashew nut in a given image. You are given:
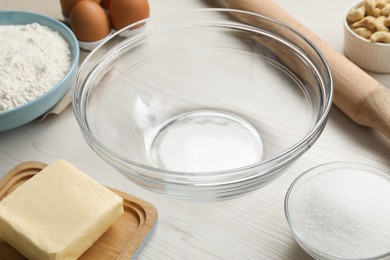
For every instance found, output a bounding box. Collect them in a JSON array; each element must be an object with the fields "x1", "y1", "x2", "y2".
[
  {"x1": 365, "y1": 0, "x2": 377, "y2": 15},
  {"x1": 353, "y1": 27, "x2": 373, "y2": 38},
  {"x1": 380, "y1": 3, "x2": 390, "y2": 15},
  {"x1": 376, "y1": 0, "x2": 387, "y2": 8},
  {"x1": 377, "y1": 16, "x2": 390, "y2": 30},
  {"x1": 352, "y1": 16, "x2": 389, "y2": 32},
  {"x1": 384, "y1": 15, "x2": 390, "y2": 26},
  {"x1": 373, "y1": 7, "x2": 382, "y2": 17},
  {"x1": 347, "y1": 5, "x2": 366, "y2": 22},
  {"x1": 370, "y1": 31, "x2": 390, "y2": 42}
]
